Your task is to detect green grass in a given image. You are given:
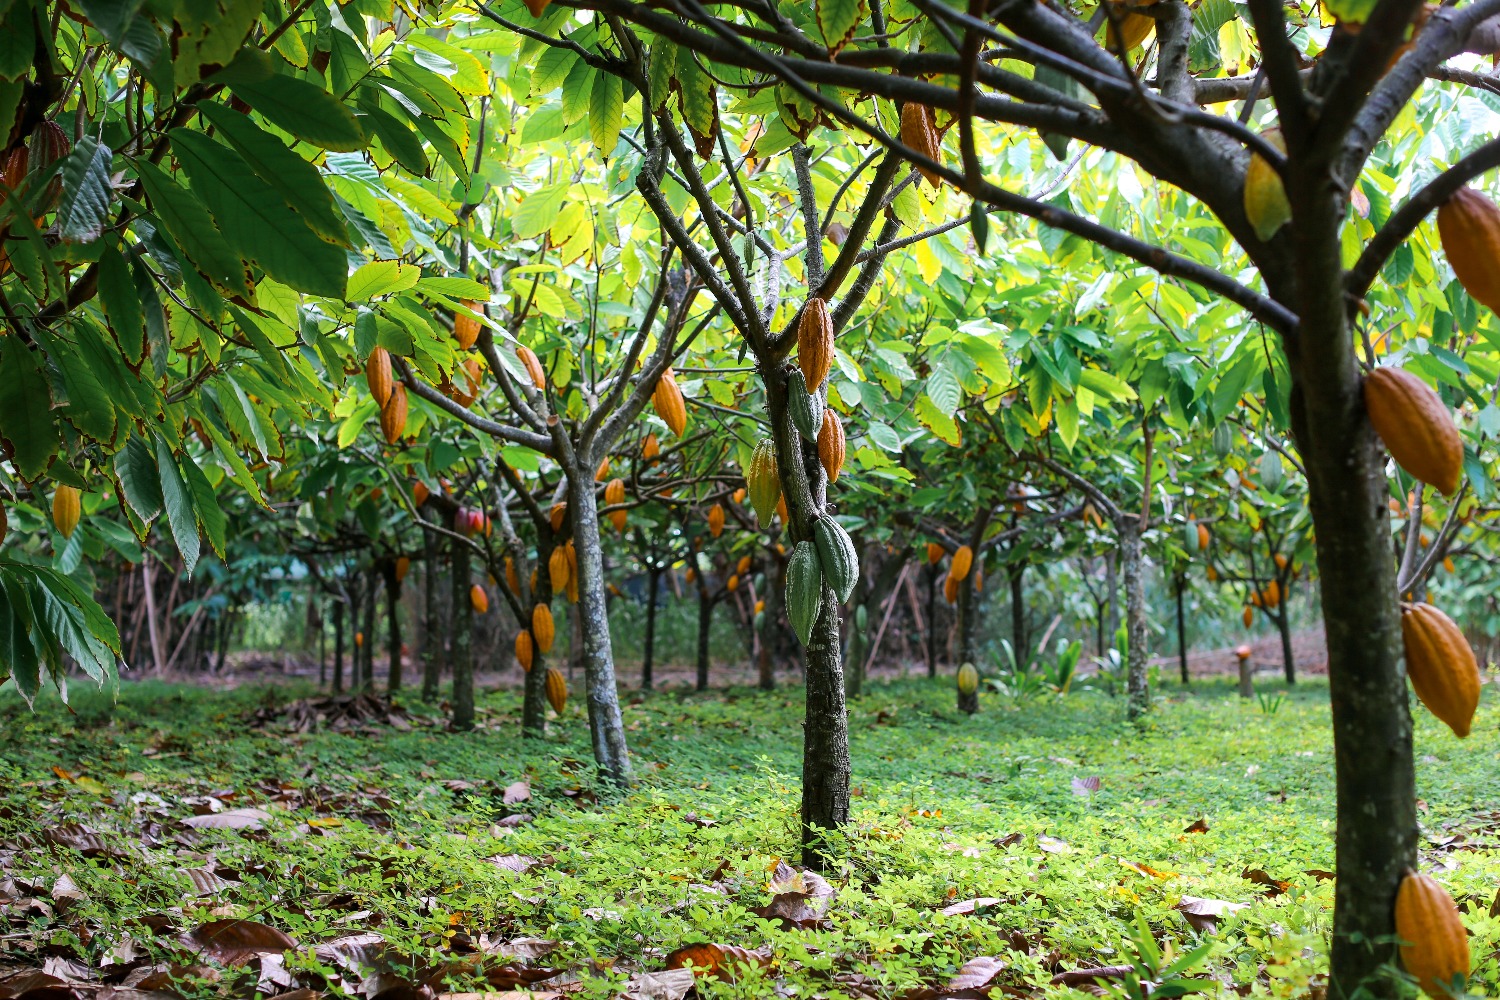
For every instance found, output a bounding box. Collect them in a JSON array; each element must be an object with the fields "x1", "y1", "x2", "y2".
[{"x1": 2, "y1": 675, "x2": 1498, "y2": 998}]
